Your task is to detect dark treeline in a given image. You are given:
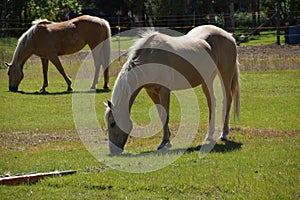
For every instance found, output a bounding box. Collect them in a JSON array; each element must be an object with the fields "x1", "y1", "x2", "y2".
[{"x1": 0, "y1": 0, "x2": 299, "y2": 37}]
